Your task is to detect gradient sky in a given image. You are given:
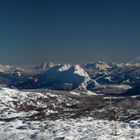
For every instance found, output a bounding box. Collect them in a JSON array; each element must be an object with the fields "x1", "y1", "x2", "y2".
[{"x1": 0, "y1": 0, "x2": 140, "y2": 66}]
